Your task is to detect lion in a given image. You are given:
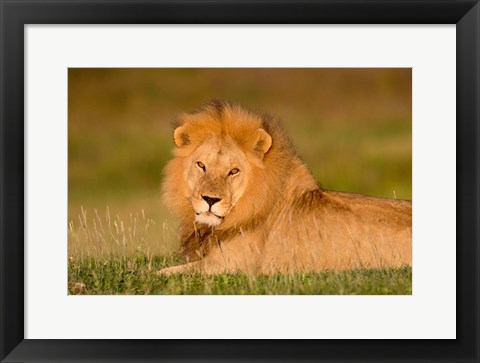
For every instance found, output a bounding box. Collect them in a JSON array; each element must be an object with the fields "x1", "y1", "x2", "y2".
[{"x1": 157, "y1": 100, "x2": 412, "y2": 275}]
